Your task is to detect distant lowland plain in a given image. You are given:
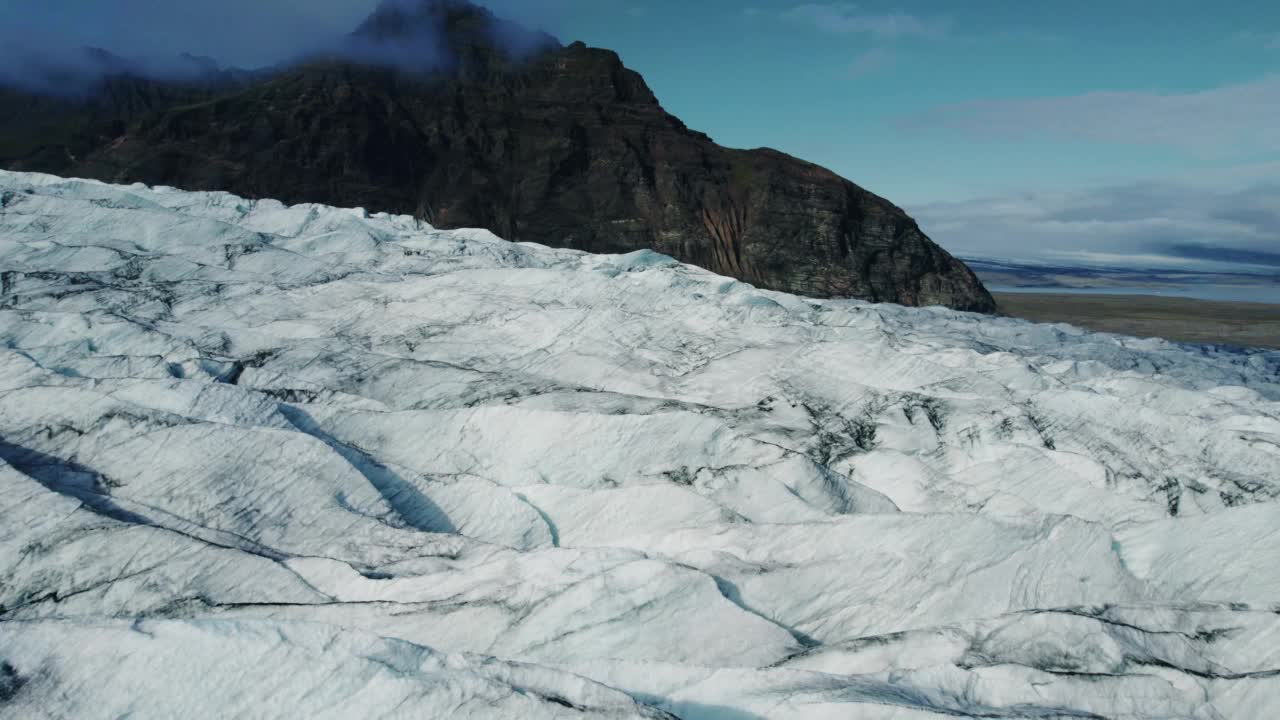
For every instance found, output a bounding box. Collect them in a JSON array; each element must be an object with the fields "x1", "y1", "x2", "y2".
[{"x1": 968, "y1": 258, "x2": 1280, "y2": 349}]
